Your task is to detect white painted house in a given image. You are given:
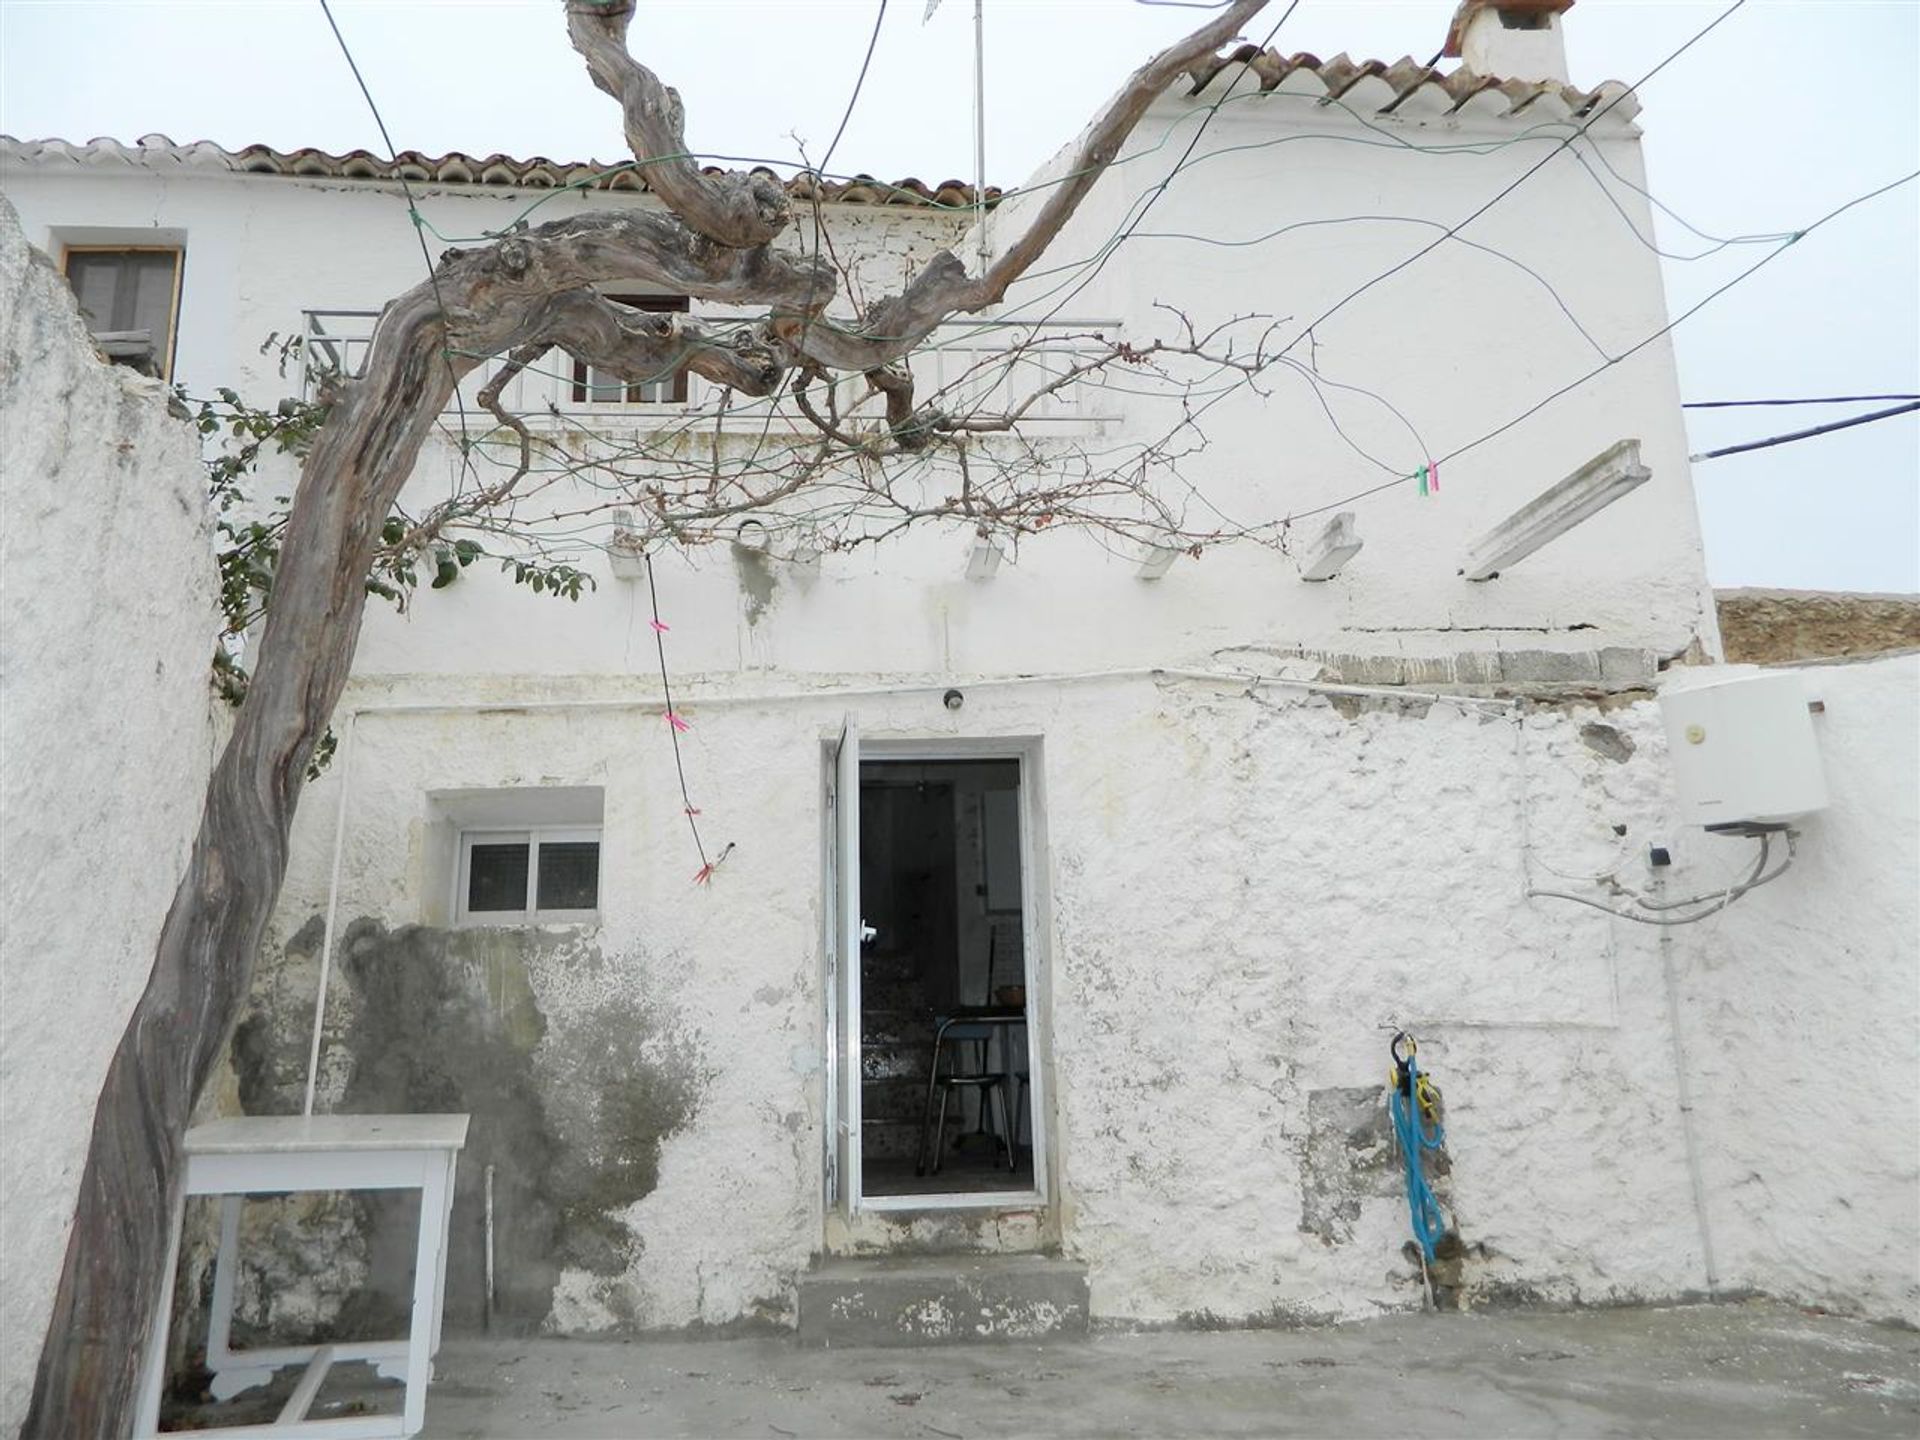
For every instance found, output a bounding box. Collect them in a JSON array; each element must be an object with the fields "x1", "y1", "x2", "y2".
[{"x1": 3, "y1": 0, "x2": 1914, "y2": 1394}]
